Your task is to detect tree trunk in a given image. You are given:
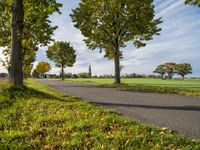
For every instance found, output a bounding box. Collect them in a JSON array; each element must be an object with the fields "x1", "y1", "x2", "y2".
[
  {"x1": 161, "y1": 74, "x2": 164, "y2": 80},
  {"x1": 10, "y1": 0, "x2": 24, "y2": 86},
  {"x1": 182, "y1": 75, "x2": 184, "y2": 80},
  {"x1": 61, "y1": 66, "x2": 64, "y2": 80},
  {"x1": 114, "y1": 55, "x2": 121, "y2": 84},
  {"x1": 114, "y1": 41, "x2": 121, "y2": 84}
]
